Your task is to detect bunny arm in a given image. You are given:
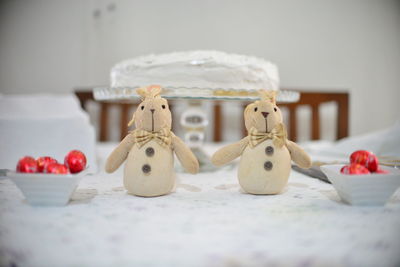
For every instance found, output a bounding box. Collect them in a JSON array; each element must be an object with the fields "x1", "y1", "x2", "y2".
[
  {"x1": 171, "y1": 133, "x2": 199, "y2": 174},
  {"x1": 211, "y1": 136, "x2": 249, "y2": 166},
  {"x1": 286, "y1": 140, "x2": 312, "y2": 169},
  {"x1": 105, "y1": 133, "x2": 135, "y2": 173}
]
